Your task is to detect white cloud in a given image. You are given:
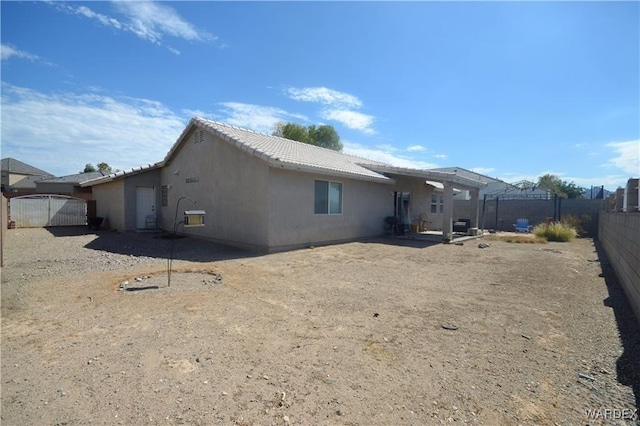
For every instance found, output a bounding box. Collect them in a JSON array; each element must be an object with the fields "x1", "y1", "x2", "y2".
[
  {"x1": 217, "y1": 102, "x2": 308, "y2": 134},
  {"x1": 286, "y1": 86, "x2": 375, "y2": 135},
  {"x1": 433, "y1": 154, "x2": 448, "y2": 159},
  {"x1": 343, "y1": 141, "x2": 438, "y2": 170},
  {"x1": 76, "y1": 5, "x2": 123, "y2": 30},
  {"x1": 407, "y1": 145, "x2": 426, "y2": 152},
  {"x1": 285, "y1": 87, "x2": 362, "y2": 109},
  {"x1": 569, "y1": 175, "x2": 632, "y2": 189},
  {"x1": 113, "y1": 1, "x2": 214, "y2": 43},
  {"x1": 321, "y1": 109, "x2": 375, "y2": 135},
  {"x1": 377, "y1": 144, "x2": 397, "y2": 152},
  {"x1": 1, "y1": 44, "x2": 40, "y2": 62},
  {"x1": 167, "y1": 46, "x2": 181, "y2": 56},
  {"x1": 182, "y1": 108, "x2": 216, "y2": 119},
  {"x1": 496, "y1": 172, "x2": 548, "y2": 185},
  {"x1": 51, "y1": 1, "x2": 216, "y2": 53},
  {"x1": 605, "y1": 140, "x2": 639, "y2": 175},
  {"x1": 1, "y1": 83, "x2": 186, "y2": 177},
  {"x1": 470, "y1": 167, "x2": 495, "y2": 176}
]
